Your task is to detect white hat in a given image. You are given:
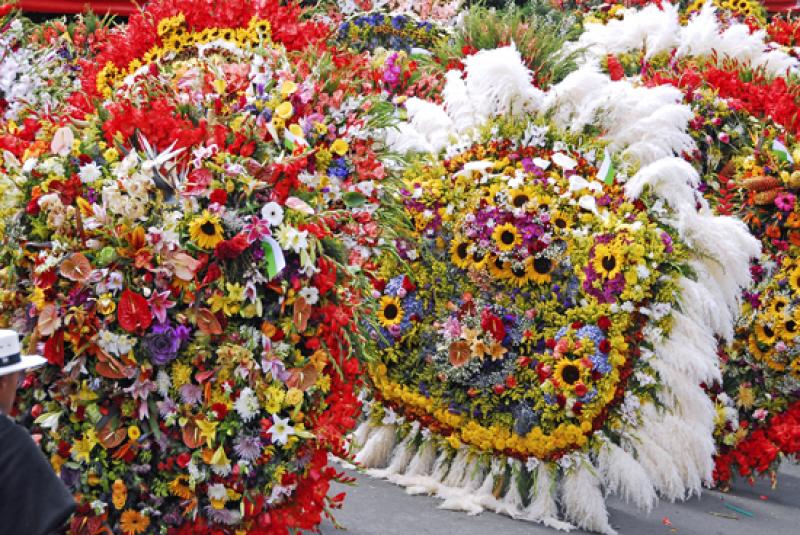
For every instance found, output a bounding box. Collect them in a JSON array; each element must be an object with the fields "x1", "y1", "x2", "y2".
[{"x1": 0, "y1": 329, "x2": 47, "y2": 377}]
